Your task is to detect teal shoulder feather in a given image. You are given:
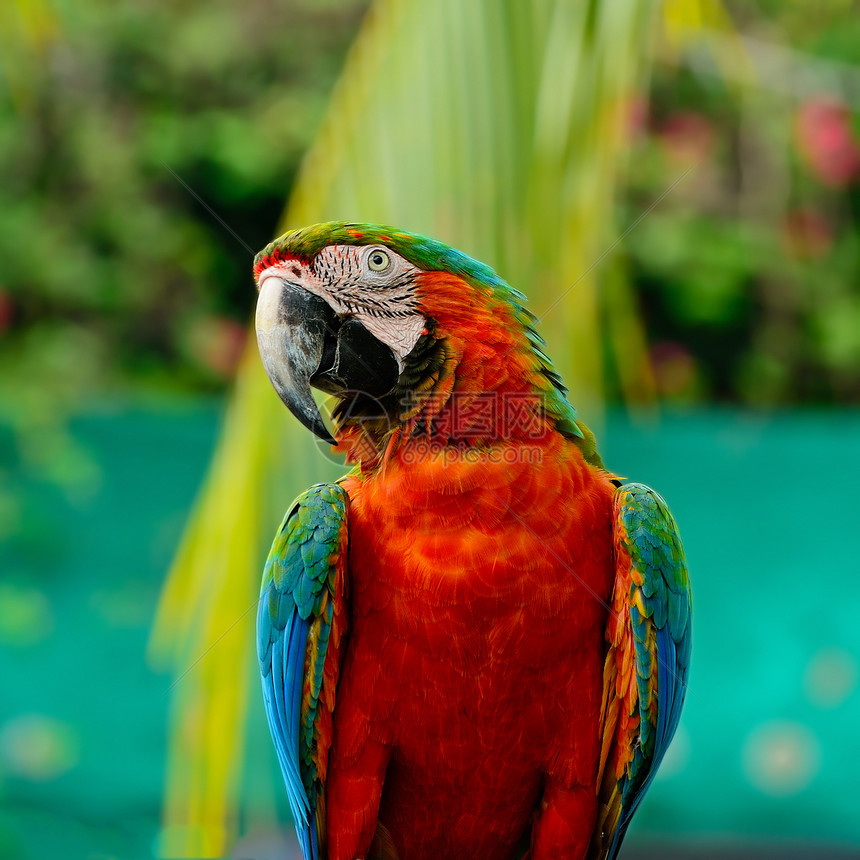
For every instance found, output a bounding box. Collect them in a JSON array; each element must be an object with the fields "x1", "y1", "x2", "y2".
[{"x1": 257, "y1": 482, "x2": 350, "y2": 860}]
